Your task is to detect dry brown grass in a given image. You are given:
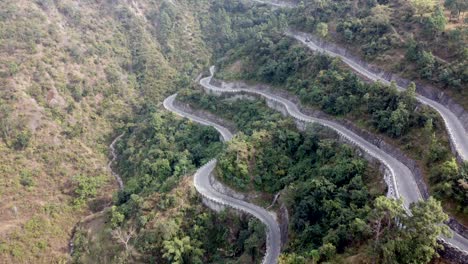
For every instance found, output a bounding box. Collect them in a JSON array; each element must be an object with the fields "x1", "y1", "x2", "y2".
[{"x1": 0, "y1": 0, "x2": 211, "y2": 262}]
